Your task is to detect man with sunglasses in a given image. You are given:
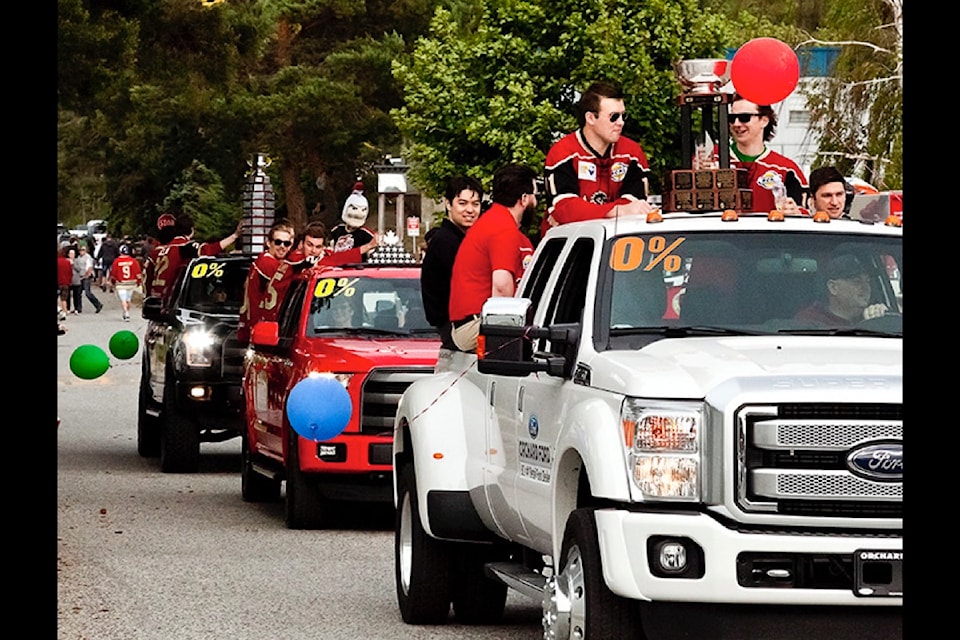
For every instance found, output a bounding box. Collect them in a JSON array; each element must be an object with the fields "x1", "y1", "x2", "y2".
[
  {"x1": 238, "y1": 220, "x2": 296, "y2": 344},
  {"x1": 727, "y1": 93, "x2": 807, "y2": 215},
  {"x1": 541, "y1": 81, "x2": 654, "y2": 237},
  {"x1": 257, "y1": 220, "x2": 379, "y2": 329}
]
